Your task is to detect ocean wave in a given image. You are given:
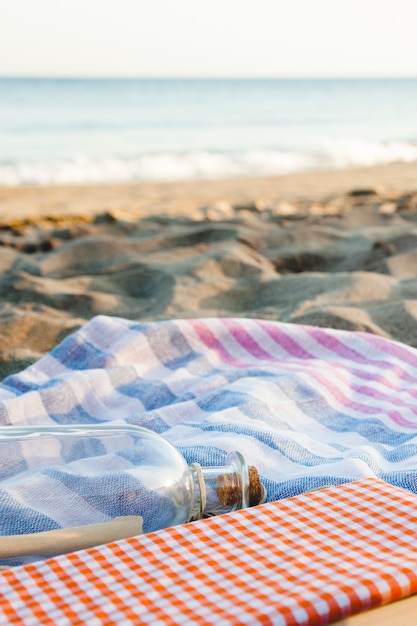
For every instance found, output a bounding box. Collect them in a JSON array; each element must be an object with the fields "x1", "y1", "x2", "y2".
[
  {"x1": 321, "y1": 139, "x2": 417, "y2": 168},
  {"x1": 0, "y1": 140, "x2": 416, "y2": 186}
]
